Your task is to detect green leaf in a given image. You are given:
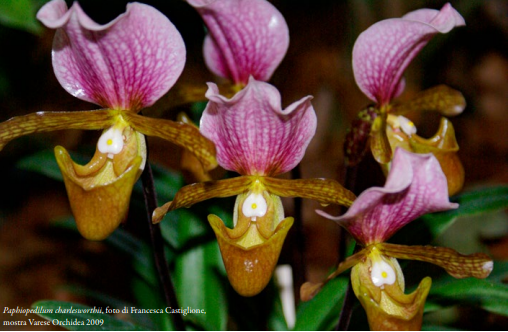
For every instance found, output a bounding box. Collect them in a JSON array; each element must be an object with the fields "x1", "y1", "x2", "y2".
[
  {"x1": 16, "y1": 149, "x2": 65, "y2": 181},
  {"x1": 160, "y1": 209, "x2": 211, "y2": 250},
  {"x1": 426, "y1": 277, "x2": 508, "y2": 316},
  {"x1": 0, "y1": 0, "x2": 42, "y2": 34},
  {"x1": 105, "y1": 228, "x2": 159, "y2": 288},
  {"x1": 422, "y1": 185, "x2": 508, "y2": 238},
  {"x1": 31, "y1": 300, "x2": 149, "y2": 331},
  {"x1": 150, "y1": 163, "x2": 185, "y2": 204},
  {"x1": 267, "y1": 292, "x2": 289, "y2": 331},
  {"x1": 174, "y1": 241, "x2": 227, "y2": 331},
  {"x1": 131, "y1": 277, "x2": 173, "y2": 331},
  {"x1": 293, "y1": 277, "x2": 349, "y2": 331},
  {"x1": 422, "y1": 324, "x2": 460, "y2": 331}
]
